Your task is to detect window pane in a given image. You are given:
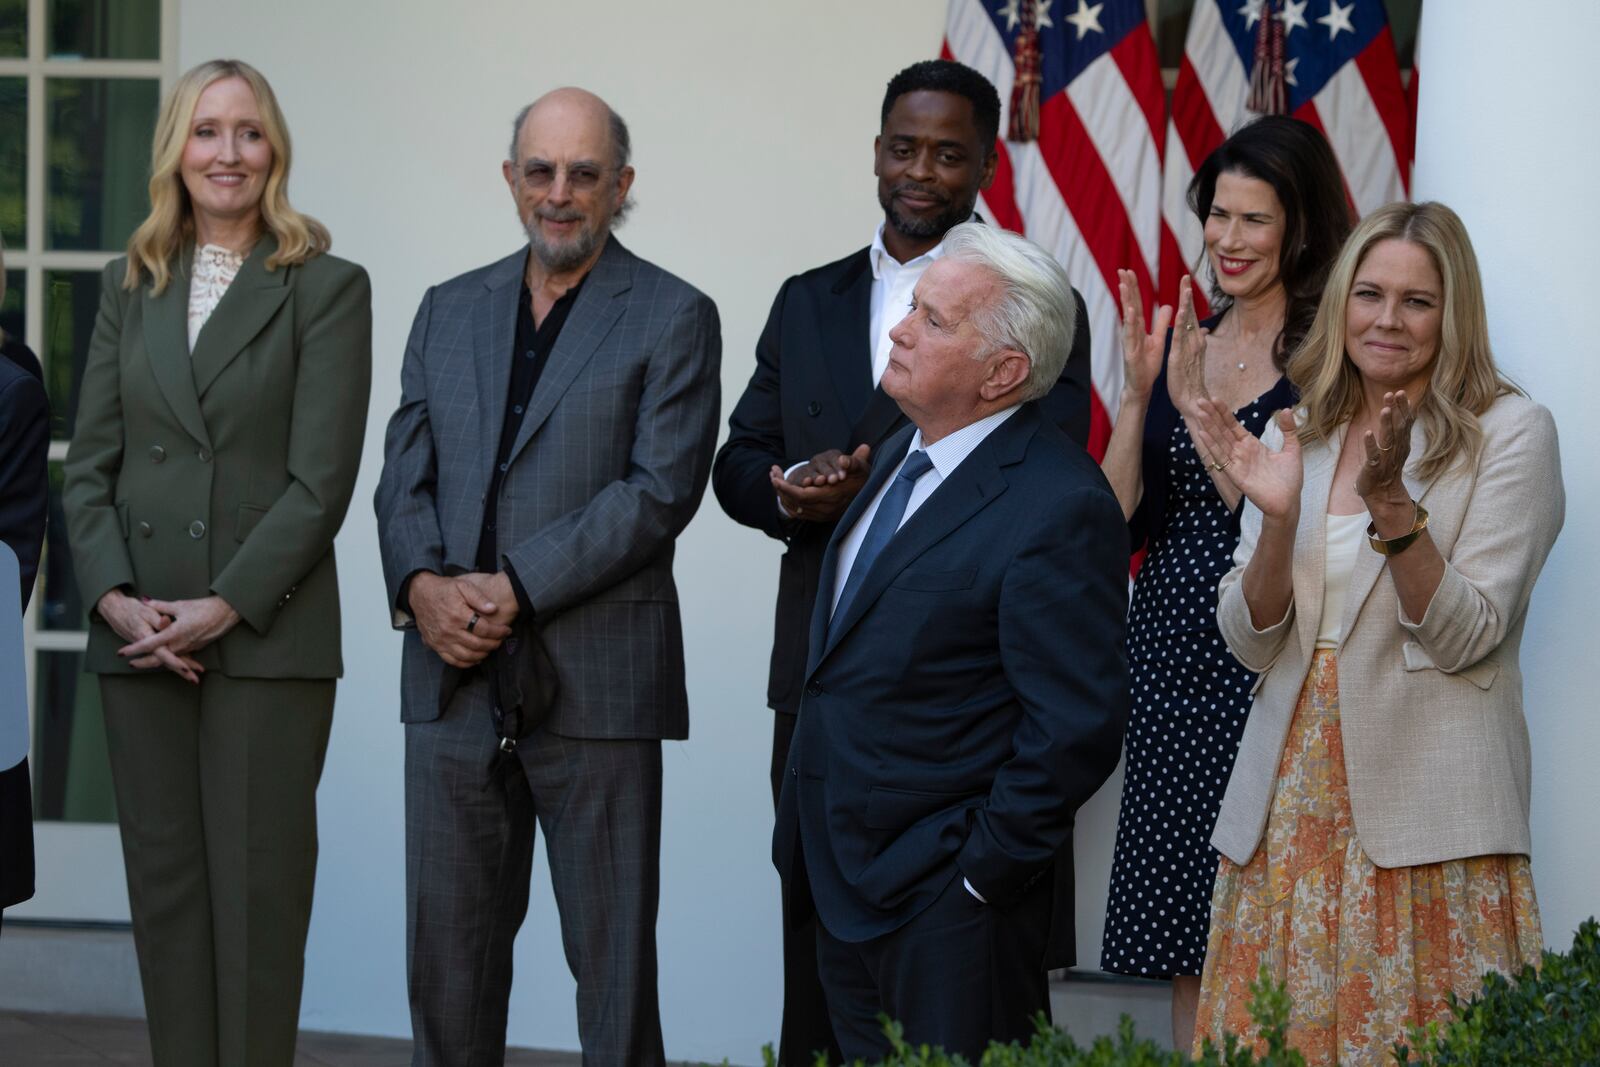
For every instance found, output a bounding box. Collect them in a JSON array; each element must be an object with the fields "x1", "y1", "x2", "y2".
[
  {"x1": 43, "y1": 268, "x2": 98, "y2": 440},
  {"x1": 47, "y1": 0, "x2": 158, "y2": 60},
  {"x1": 0, "y1": 0, "x2": 23, "y2": 58},
  {"x1": 32, "y1": 649, "x2": 117, "y2": 824},
  {"x1": 1, "y1": 268, "x2": 21, "y2": 341},
  {"x1": 0, "y1": 78, "x2": 24, "y2": 251},
  {"x1": 46, "y1": 77, "x2": 158, "y2": 251},
  {"x1": 40, "y1": 460, "x2": 86, "y2": 631}
]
